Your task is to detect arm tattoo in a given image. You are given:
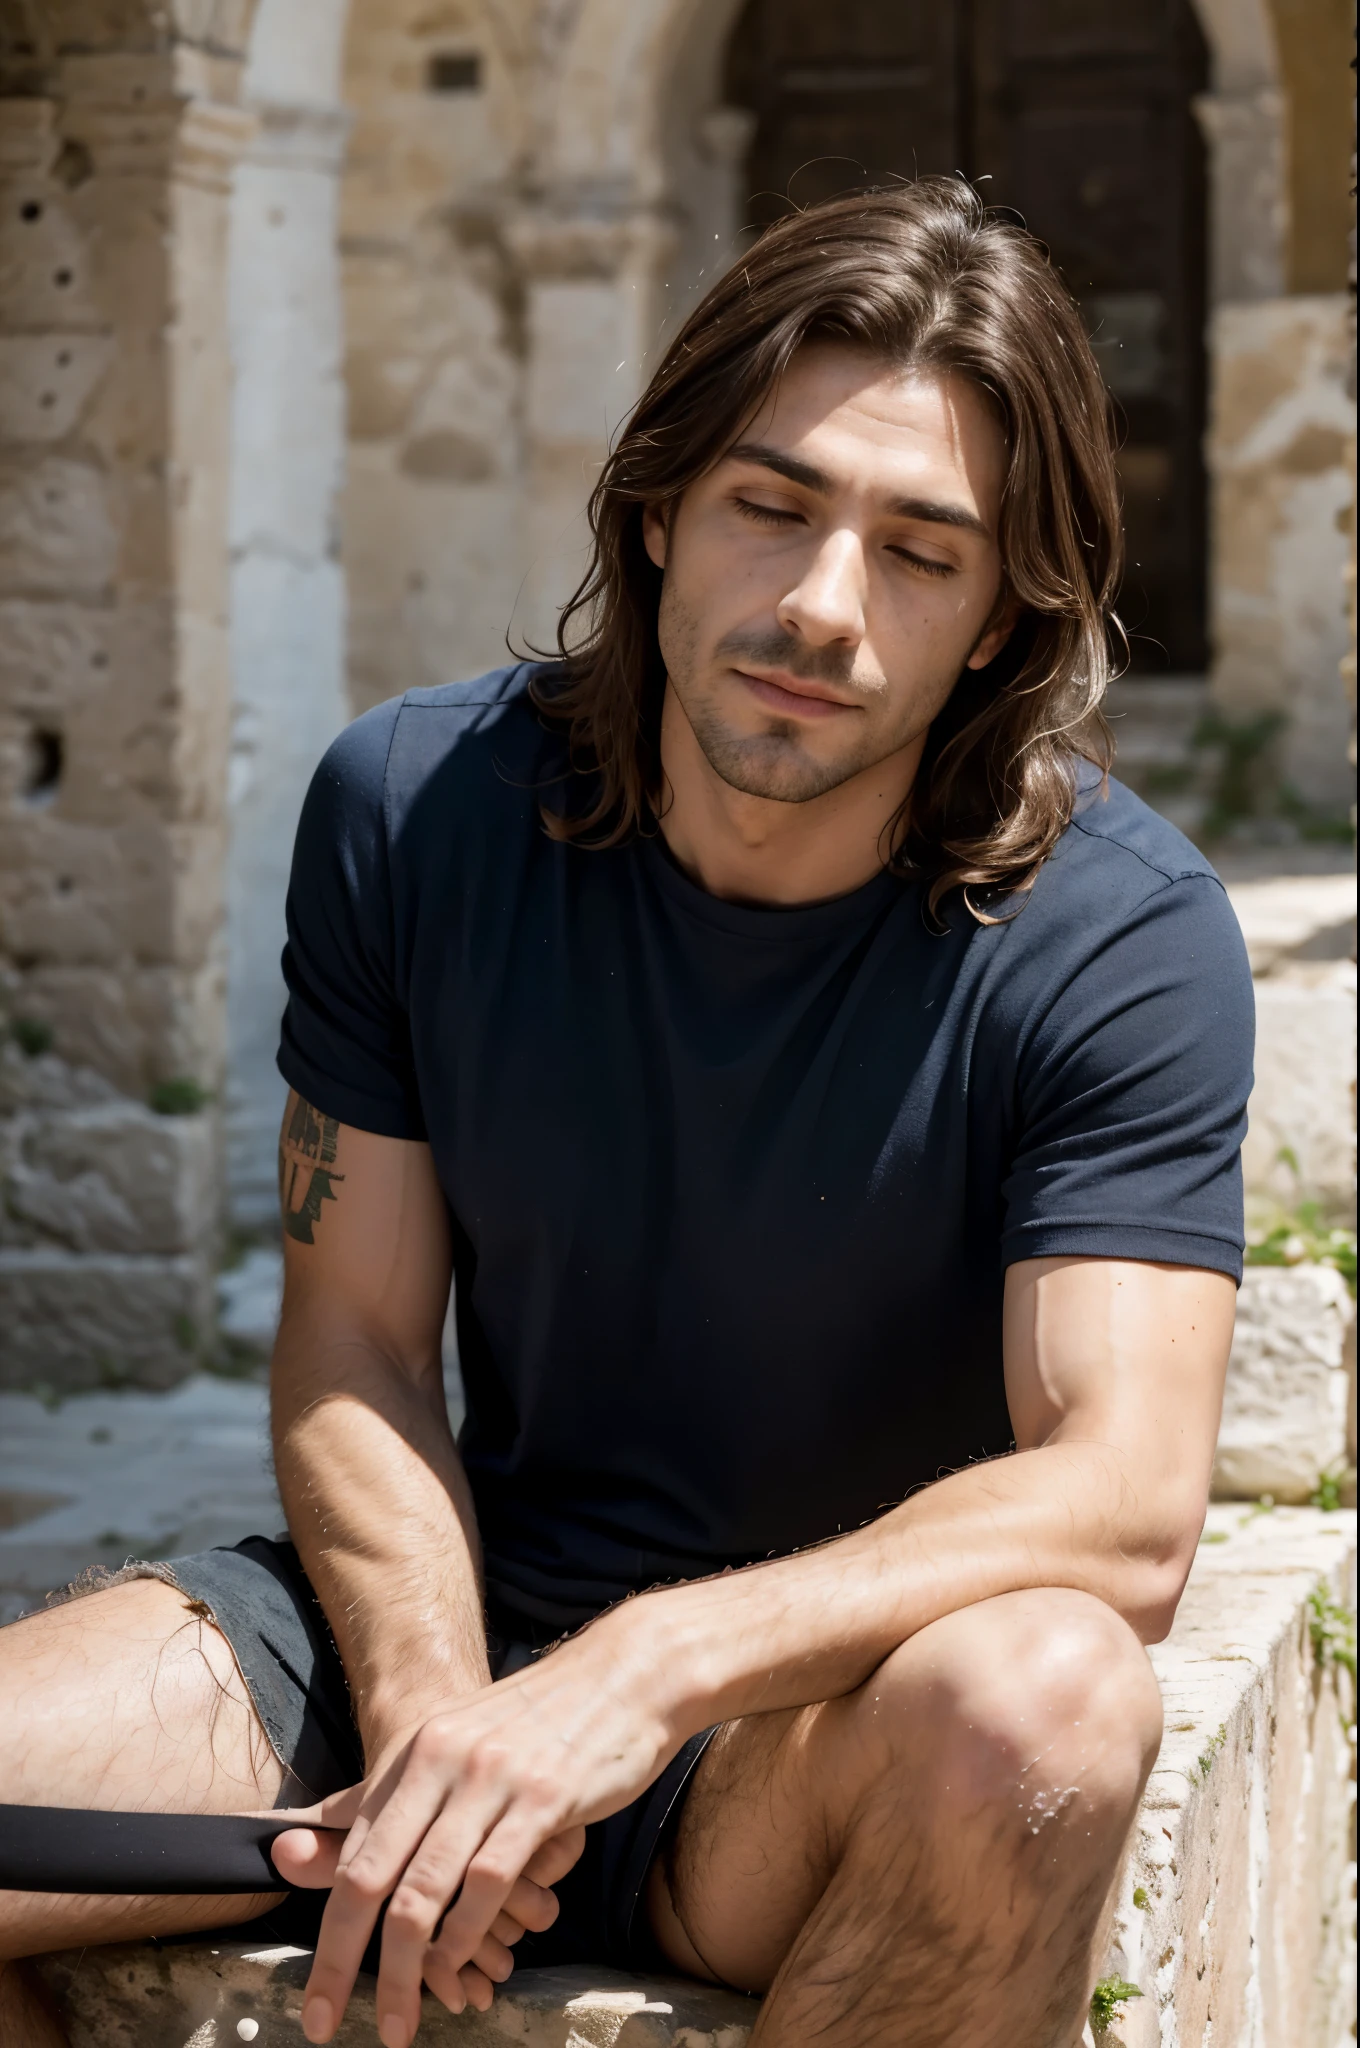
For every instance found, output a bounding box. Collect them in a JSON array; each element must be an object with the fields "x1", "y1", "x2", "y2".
[{"x1": 278, "y1": 1096, "x2": 345, "y2": 1244}]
